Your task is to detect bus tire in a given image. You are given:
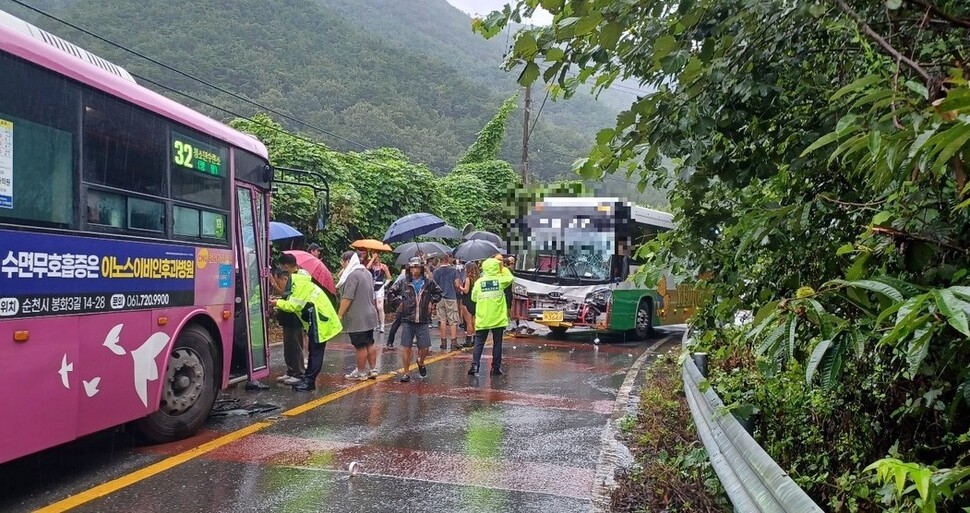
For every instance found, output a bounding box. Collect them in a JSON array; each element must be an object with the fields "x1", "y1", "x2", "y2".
[
  {"x1": 136, "y1": 325, "x2": 218, "y2": 443},
  {"x1": 548, "y1": 326, "x2": 569, "y2": 339},
  {"x1": 634, "y1": 300, "x2": 654, "y2": 340}
]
